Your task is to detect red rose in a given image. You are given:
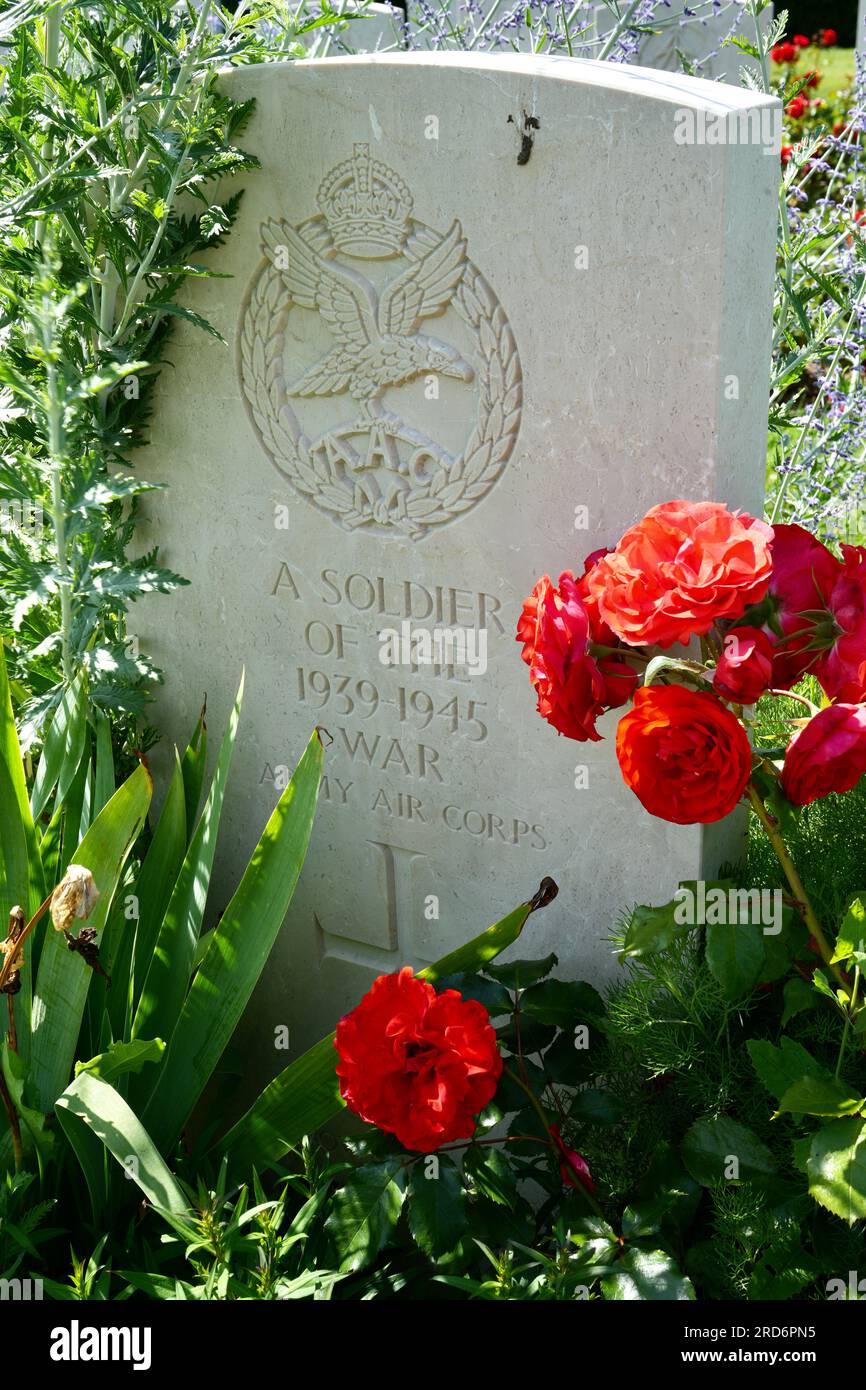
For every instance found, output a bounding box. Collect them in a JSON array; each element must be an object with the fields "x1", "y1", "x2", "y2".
[
  {"x1": 616, "y1": 685, "x2": 752, "y2": 824},
  {"x1": 550, "y1": 1125, "x2": 595, "y2": 1193},
  {"x1": 335, "y1": 967, "x2": 502, "y2": 1152},
  {"x1": 819, "y1": 28, "x2": 837, "y2": 46},
  {"x1": 517, "y1": 572, "x2": 607, "y2": 741},
  {"x1": 781, "y1": 704, "x2": 866, "y2": 807},
  {"x1": 786, "y1": 95, "x2": 806, "y2": 118},
  {"x1": 578, "y1": 547, "x2": 639, "y2": 709},
  {"x1": 713, "y1": 626, "x2": 774, "y2": 705},
  {"x1": 772, "y1": 41, "x2": 798, "y2": 63},
  {"x1": 805, "y1": 69, "x2": 820, "y2": 87},
  {"x1": 814, "y1": 546, "x2": 866, "y2": 702},
  {"x1": 793, "y1": 33, "x2": 810, "y2": 47},
  {"x1": 767, "y1": 523, "x2": 840, "y2": 687},
  {"x1": 583, "y1": 500, "x2": 773, "y2": 649},
  {"x1": 781, "y1": 144, "x2": 794, "y2": 165}
]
